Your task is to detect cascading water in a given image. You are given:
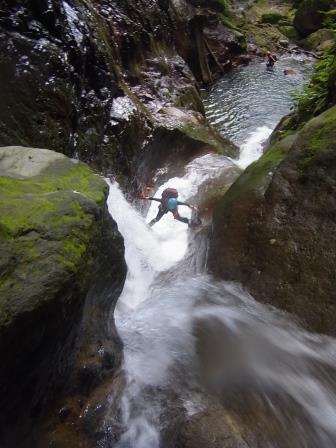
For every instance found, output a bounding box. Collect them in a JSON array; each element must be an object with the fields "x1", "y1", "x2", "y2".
[{"x1": 104, "y1": 58, "x2": 336, "y2": 448}]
